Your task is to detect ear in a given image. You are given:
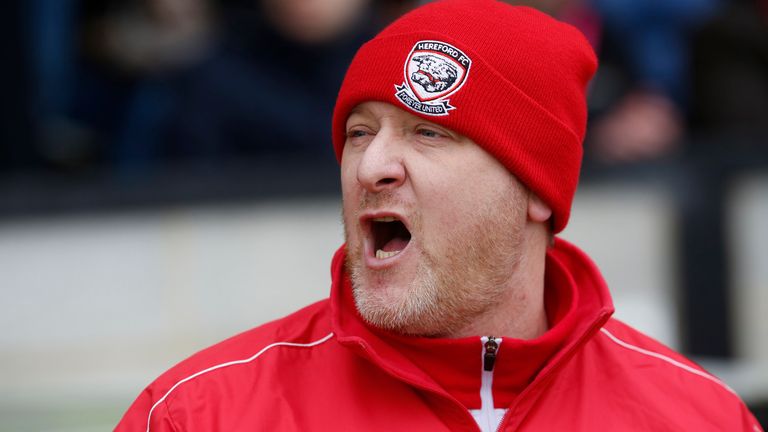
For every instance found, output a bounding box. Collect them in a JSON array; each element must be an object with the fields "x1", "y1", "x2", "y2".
[{"x1": 528, "y1": 192, "x2": 552, "y2": 223}]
